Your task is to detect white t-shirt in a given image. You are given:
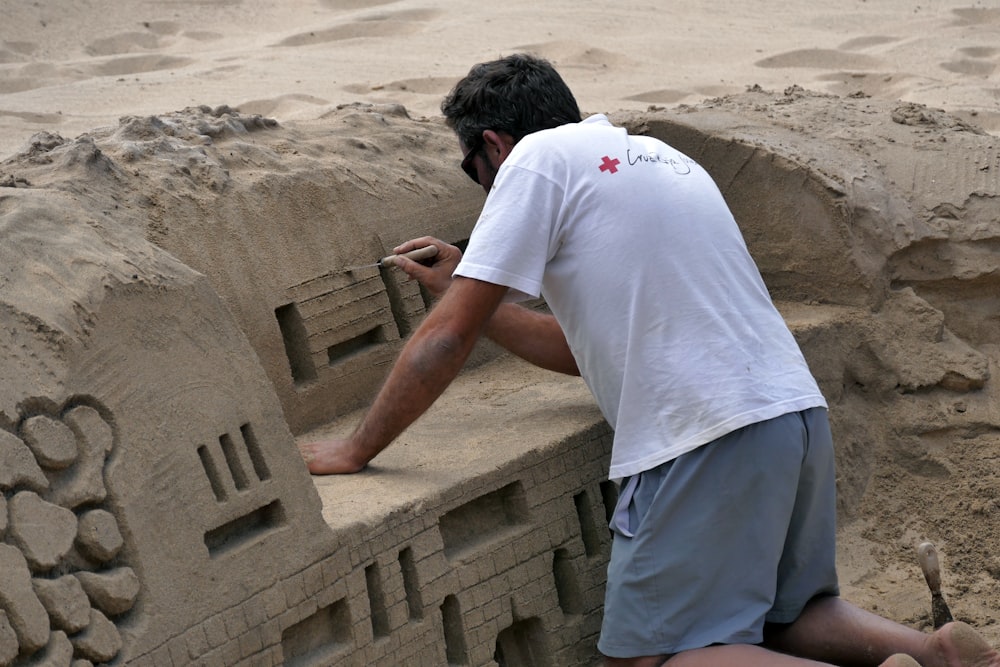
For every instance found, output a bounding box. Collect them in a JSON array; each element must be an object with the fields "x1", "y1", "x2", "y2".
[{"x1": 455, "y1": 114, "x2": 827, "y2": 479}]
